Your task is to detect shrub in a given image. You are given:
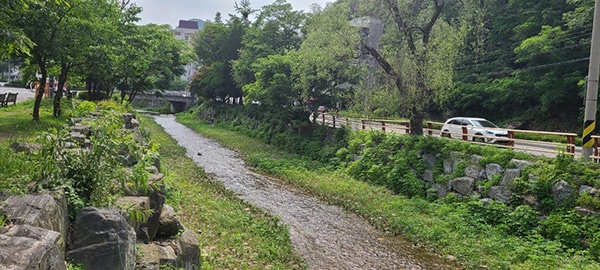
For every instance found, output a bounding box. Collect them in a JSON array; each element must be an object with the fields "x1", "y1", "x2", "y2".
[
  {"x1": 74, "y1": 101, "x2": 97, "y2": 116},
  {"x1": 540, "y1": 212, "x2": 582, "y2": 250}
]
